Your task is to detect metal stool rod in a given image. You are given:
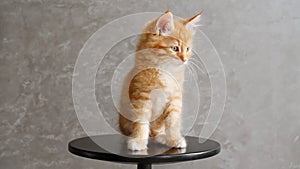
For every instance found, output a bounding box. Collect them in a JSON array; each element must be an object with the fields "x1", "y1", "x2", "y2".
[{"x1": 137, "y1": 163, "x2": 151, "y2": 169}]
